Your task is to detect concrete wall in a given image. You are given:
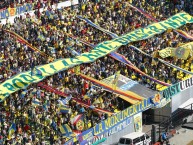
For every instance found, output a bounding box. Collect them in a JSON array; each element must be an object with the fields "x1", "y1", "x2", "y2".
[
  {"x1": 153, "y1": 102, "x2": 171, "y2": 122},
  {"x1": 151, "y1": 85, "x2": 193, "y2": 122},
  {"x1": 172, "y1": 85, "x2": 193, "y2": 113}
]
